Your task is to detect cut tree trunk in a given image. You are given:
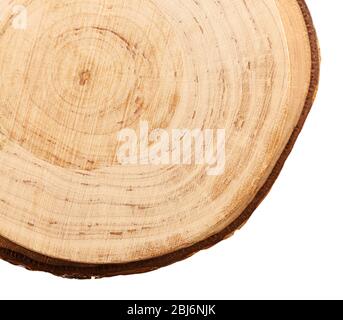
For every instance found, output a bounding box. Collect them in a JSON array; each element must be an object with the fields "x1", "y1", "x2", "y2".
[{"x1": 0, "y1": 0, "x2": 319, "y2": 278}]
